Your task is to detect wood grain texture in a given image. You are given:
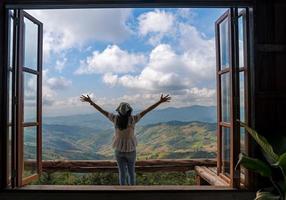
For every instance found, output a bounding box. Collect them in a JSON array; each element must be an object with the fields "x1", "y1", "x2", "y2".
[
  {"x1": 24, "y1": 159, "x2": 217, "y2": 173},
  {"x1": 195, "y1": 166, "x2": 228, "y2": 186},
  {"x1": 4, "y1": 0, "x2": 254, "y2": 9}
]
